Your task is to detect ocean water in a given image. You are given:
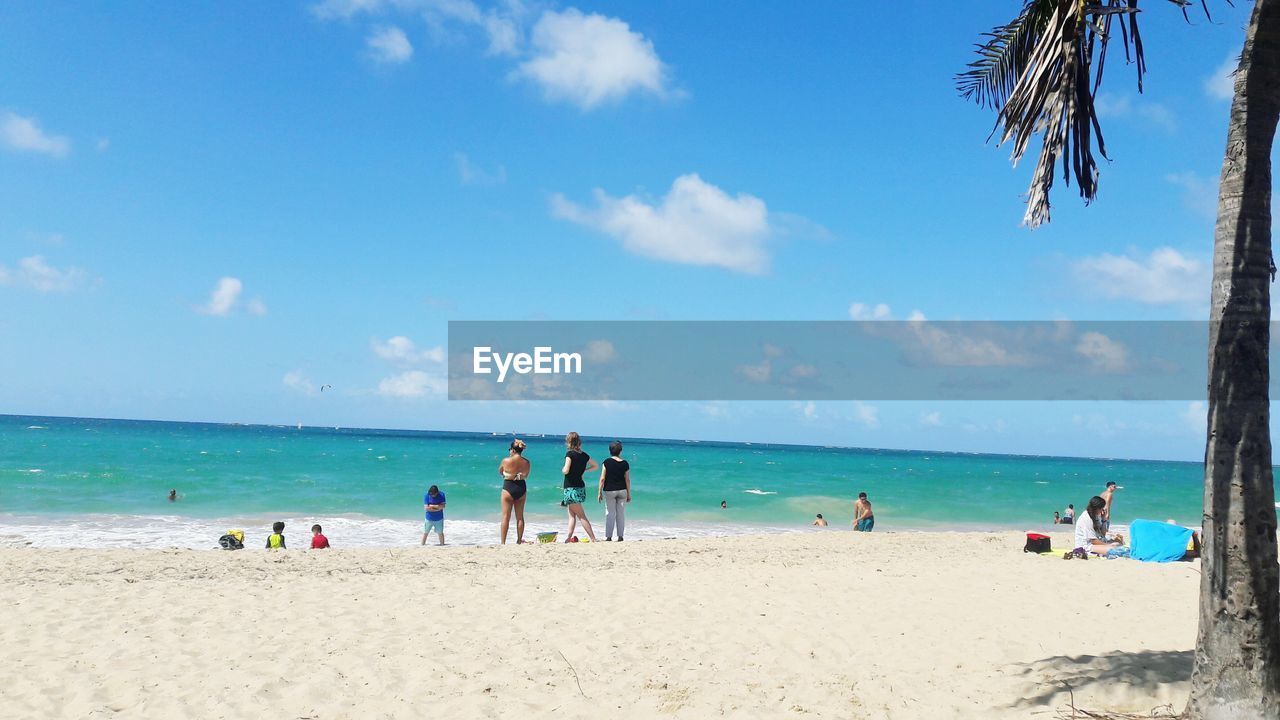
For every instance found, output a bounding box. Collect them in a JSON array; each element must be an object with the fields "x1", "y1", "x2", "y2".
[{"x1": 0, "y1": 414, "x2": 1216, "y2": 549}]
